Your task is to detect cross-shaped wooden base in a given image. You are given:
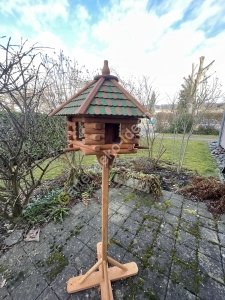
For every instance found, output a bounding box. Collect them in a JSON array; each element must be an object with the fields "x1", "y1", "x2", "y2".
[{"x1": 67, "y1": 242, "x2": 138, "y2": 299}]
